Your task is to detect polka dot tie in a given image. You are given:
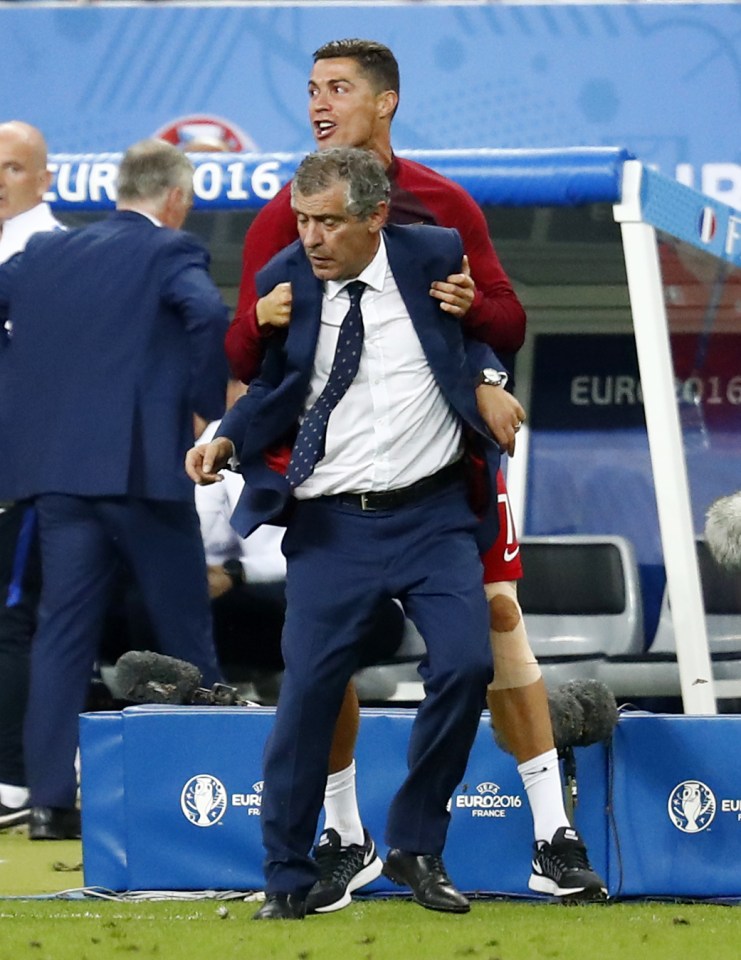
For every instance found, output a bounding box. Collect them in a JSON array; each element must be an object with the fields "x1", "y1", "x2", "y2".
[{"x1": 285, "y1": 280, "x2": 366, "y2": 489}]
